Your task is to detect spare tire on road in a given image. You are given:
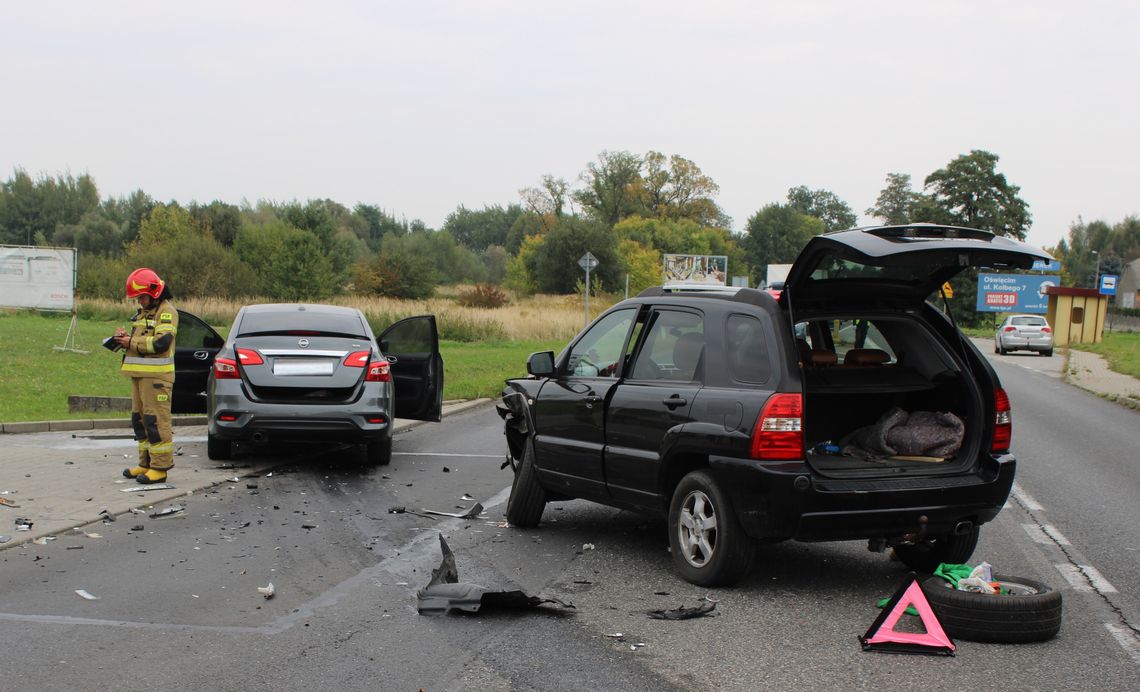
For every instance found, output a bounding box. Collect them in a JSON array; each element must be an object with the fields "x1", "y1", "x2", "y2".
[{"x1": 922, "y1": 574, "x2": 1062, "y2": 643}]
